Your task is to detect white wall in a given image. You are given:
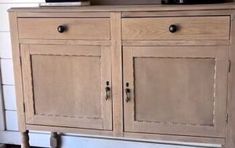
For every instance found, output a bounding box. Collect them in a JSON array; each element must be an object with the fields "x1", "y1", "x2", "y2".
[{"x1": 0, "y1": 1, "x2": 222, "y2": 147}]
